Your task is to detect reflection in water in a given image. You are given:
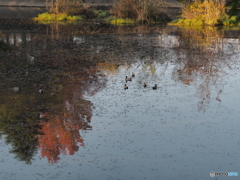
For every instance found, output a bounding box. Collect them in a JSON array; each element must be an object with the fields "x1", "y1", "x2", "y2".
[
  {"x1": 180, "y1": 26, "x2": 224, "y2": 51},
  {"x1": 0, "y1": 21, "x2": 107, "y2": 163},
  {"x1": 0, "y1": 91, "x2": 39, "y2": 164},
  {"x1": 37, "y1": 69, "x2": 106, "y2": 163},
  {"x1": 0, "y1": 20, "x2": 240, "y2": 179},
  {"x1": 173, "y1": 50, "x2": 225, "y2": 112},
  {"x1": 172, "y1": 27, "x2": 238, "y2": 112},
  {"x1": 38, "y1": 115, "x2": 84, "y2": 163}
]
